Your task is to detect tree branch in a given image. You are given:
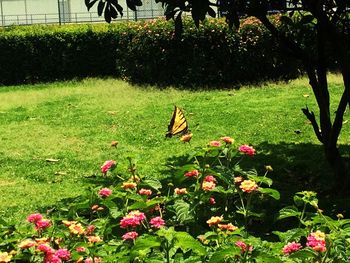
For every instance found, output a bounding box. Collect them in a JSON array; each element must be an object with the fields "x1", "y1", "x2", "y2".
[{"x1": 301, "y1": 106, "x2": 323, "y2": 143}]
